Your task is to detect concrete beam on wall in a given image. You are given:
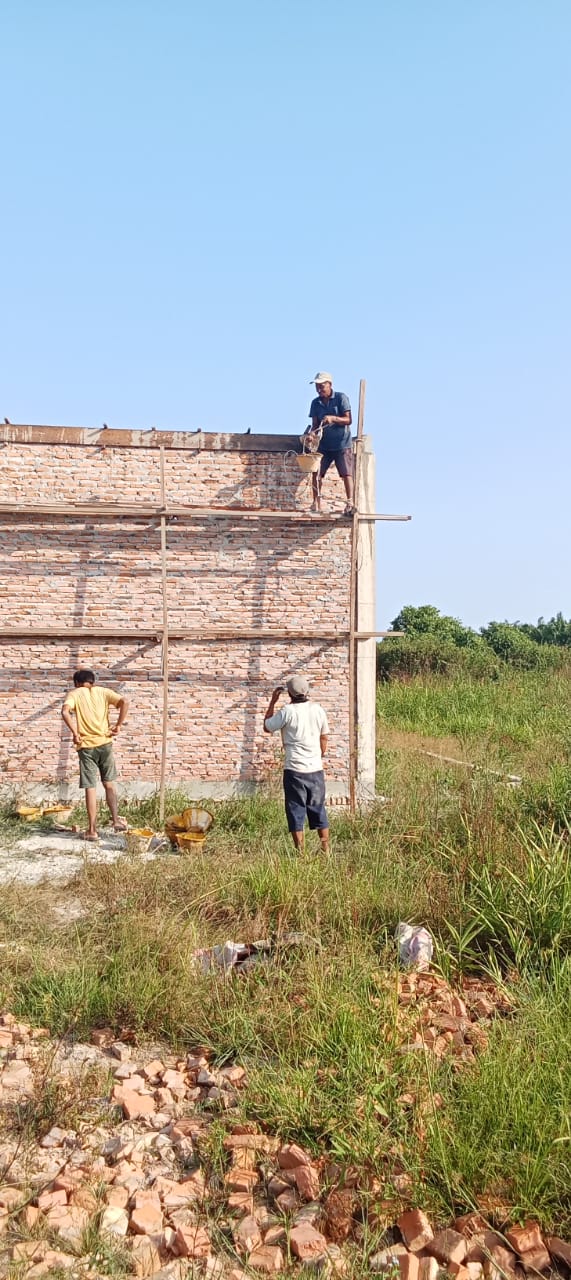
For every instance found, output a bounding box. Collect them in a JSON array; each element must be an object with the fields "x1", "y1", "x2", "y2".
[{"x1": 356, "y1": 438, "x2": 377, "y2": 804}]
